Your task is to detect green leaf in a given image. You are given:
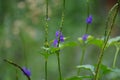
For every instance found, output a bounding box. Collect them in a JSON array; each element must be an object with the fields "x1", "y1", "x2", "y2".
[
  {"x1": 108, "y1": 36, "x2": 120, "y2": 46},
  {"x1": 49, "y1": 47, "x2": 60, "y2": 53},
  {"x1": 65, "y1": 76, "x2": 92, "y2": 80},
  {"x1": 100, "y1": 64, "x2": 112, "y2": 75},
  {"x1": 78, "y1": 35, "x2": 104, "y2": 48},
  {"x1": 87, "y1": 38, "x2": 104, "y2": 48},
  {"x1": 39, "y1": 46, "x2": 55, "y2": 58},
  {"x1": 65, "y1": 76, "x2": 82, "y2": 80},
  {"x1": 76, "y1": 64, "x2": 95, "y2": 75},
  {"x1": 59, "y1": 42, "x2": 78, "y2": 49},
  {"x1": 112, "y1": 68, "x2": 120, "y2": 73},
  {"x1": 107, "y1": 68, "x2": 120, "y2": 79}
]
